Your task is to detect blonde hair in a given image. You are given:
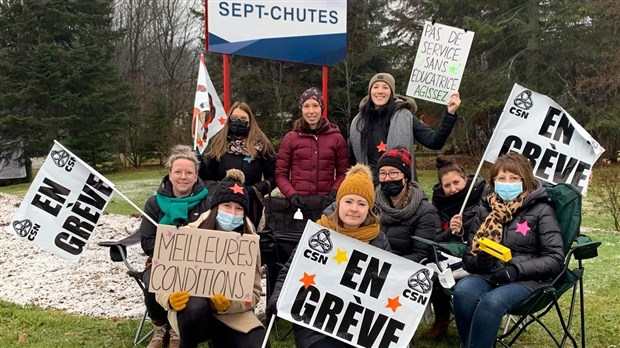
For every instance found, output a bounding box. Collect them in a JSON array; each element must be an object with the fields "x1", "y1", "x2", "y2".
[
  {"x1": 204, "y1": 101, "x2": 275, "y2": 160},
  {"x1": 165, "y1": 144, "x2": 199, "y2": 173},
  {"x1": 328, "y1": 201, "x2": 380, "y2": 229}
]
